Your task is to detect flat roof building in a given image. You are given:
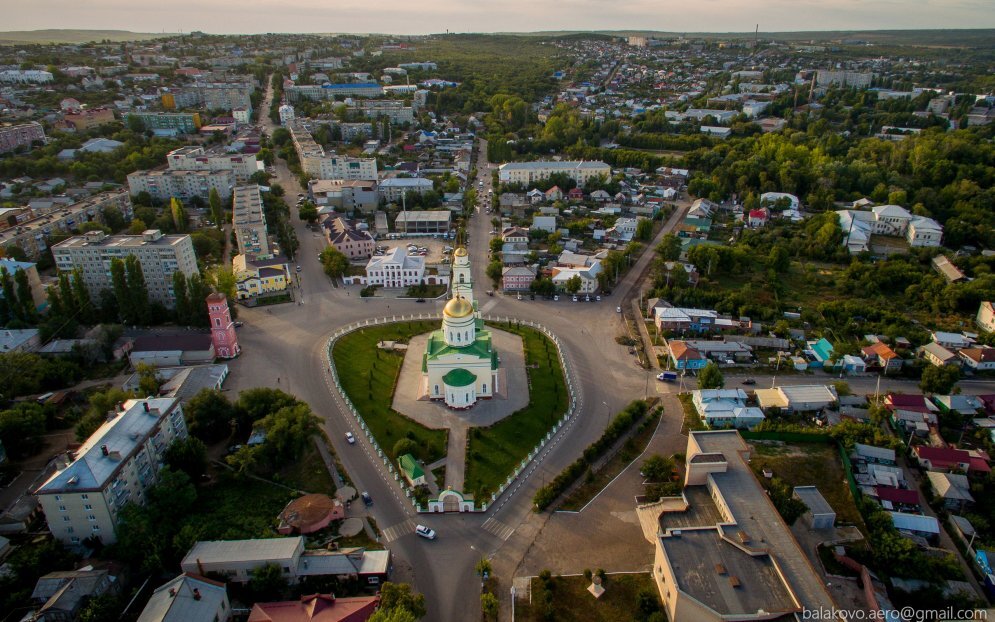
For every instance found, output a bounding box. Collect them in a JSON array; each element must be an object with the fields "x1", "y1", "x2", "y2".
[
  {"x1": 52, "y1": 229, "x2": 198, "y2": 309},
  {"x1": 379, "y1": 177, "x2": 434, "y2": 202},
  {"x1": 127, "y1": 169, "x2": 235, "y2": 202},
  {"x1": 233, "y1": 185, "x2": 269, "y2": 258},
  {"x1": 0, "y1": 191, "x2": 132, "y2": 260},
  {"x1": 166, "y1": 145, "x2": 258, "y2": 183},
  {"x1": 0, "y1": 121, "x2": 46, "y2": 154},
  {"x1": 498, "y1": 160, "x2": 611, "y2": 188},
  {"x1": 792, "y1": 486, "x2": 836, "y2": 529},
  {"x1": 394, "y1": 210, "x2": 450, "y2": 233}
]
